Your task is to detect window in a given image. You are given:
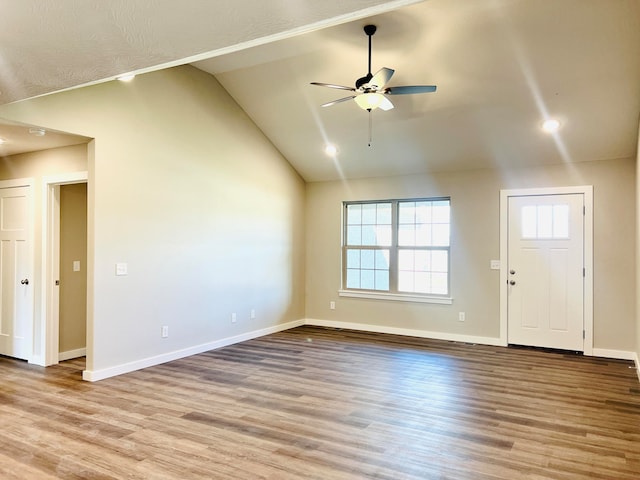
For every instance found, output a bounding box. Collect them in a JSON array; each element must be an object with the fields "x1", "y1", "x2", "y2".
[
  {"x1": 521, "y1": 204, "x2": 569, "y2": 239},
  {"x1": 343, "y1": 198, "x2": 451, "y2": 300}
]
